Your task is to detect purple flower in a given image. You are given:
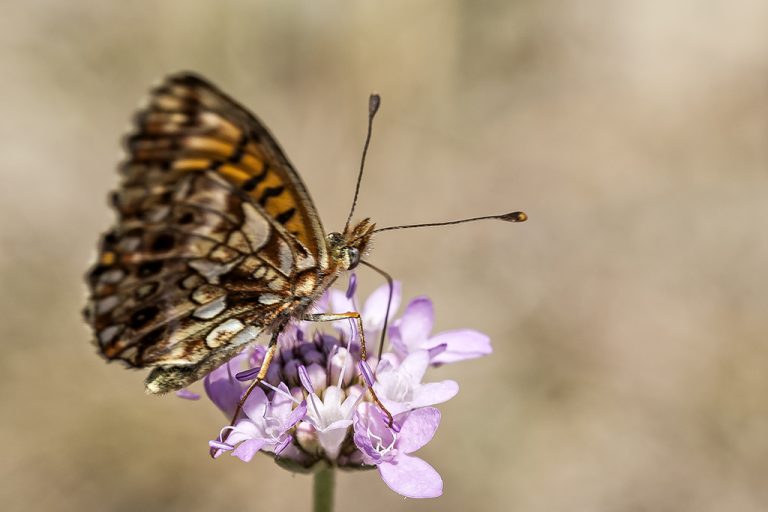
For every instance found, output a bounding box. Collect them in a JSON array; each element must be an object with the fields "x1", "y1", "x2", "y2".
[
  {"x1": 353, "y1": 404, "x2": 443, "y2": 498},
  {"x1": 192, "y1": 278, "x2": 492, "y2": 498},
  {"x1": 203, "y1": 351, "x2": 250, "y2": 418},
  {"x1": 373, "y1": 350, "x2": 459, "y2": 415},
  {"x1": 304, "y1": 385, "x2": 363, "y2": 459},
  {"x1": 389, "y1": 296, "x2": 492, "y2": 364},
  {"x1": 329, "y1": 279, "x2": 402, "y2": 341},
  {"x1": 211, "y1": 383, "x2": 306, "y2": 462}
]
